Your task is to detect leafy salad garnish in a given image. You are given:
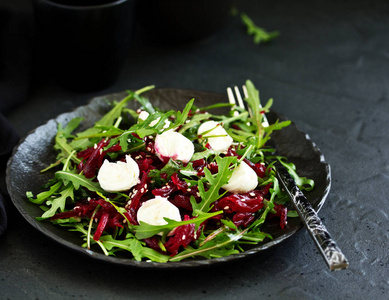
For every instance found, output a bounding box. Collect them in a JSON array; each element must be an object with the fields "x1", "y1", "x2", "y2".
[{"x1": 26, "y1": 80, "x2": 314, "y2": 262}]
